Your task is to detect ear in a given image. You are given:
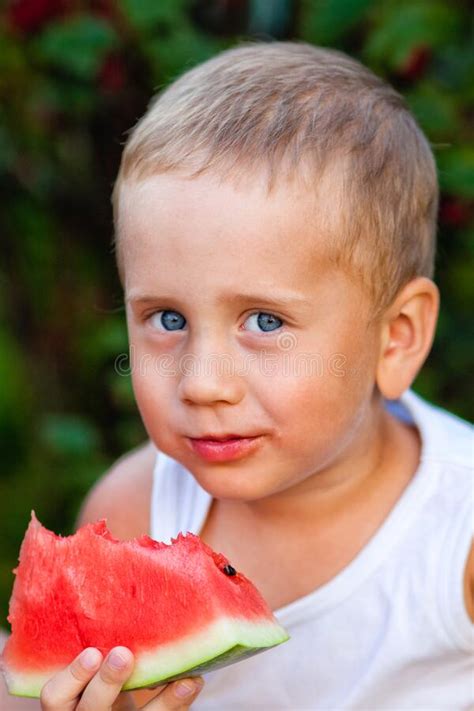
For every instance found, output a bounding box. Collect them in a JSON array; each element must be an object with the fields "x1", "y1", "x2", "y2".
[{"x1": 376, "y1": 277, "x2": 439, "y2": 401}]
